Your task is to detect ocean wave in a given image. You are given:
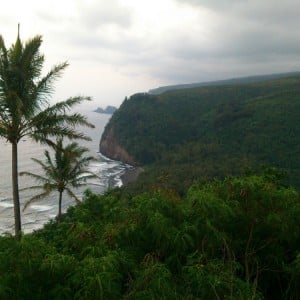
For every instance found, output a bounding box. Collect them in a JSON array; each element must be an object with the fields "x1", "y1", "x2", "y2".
[
  {"x1": 29, "y1": 205, "x2": 53, "y2": 212},
  {"x1": 0, "y1": 111, "x2": 129, "y2": 234},
  {"x1": 0, "y1": 202, "x2": 13, "y2": 208}
]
